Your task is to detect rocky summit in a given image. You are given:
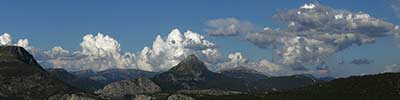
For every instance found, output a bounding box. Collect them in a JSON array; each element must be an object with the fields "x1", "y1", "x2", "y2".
[
  {"x1": 167, "y1": 55, "x2": 214, "y2": 77},
  {"x1": 152, "y1": 55, "x2": 247, "y2": 91}
]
